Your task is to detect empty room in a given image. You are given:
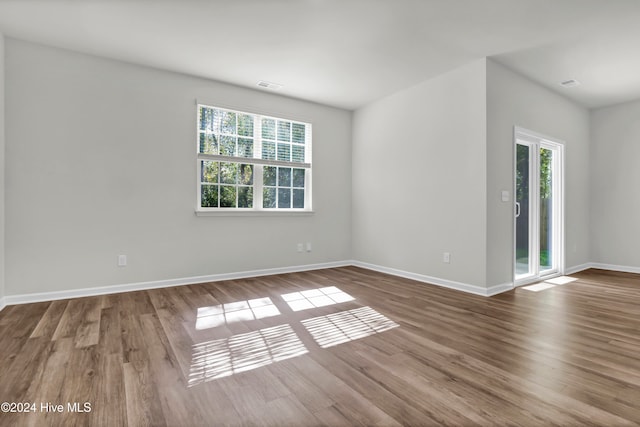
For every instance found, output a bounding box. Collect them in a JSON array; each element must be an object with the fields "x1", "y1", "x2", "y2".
[{"x1": 1, "y1": 0, "x2": 639, "y2": 425}]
